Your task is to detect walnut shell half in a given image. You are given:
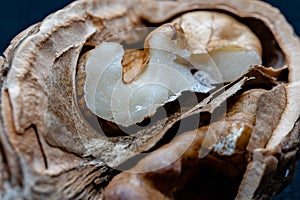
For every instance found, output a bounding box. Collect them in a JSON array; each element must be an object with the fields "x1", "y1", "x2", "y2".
[{"x1": 0, "y1": 0, "x2": 299, "y2": 199}]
